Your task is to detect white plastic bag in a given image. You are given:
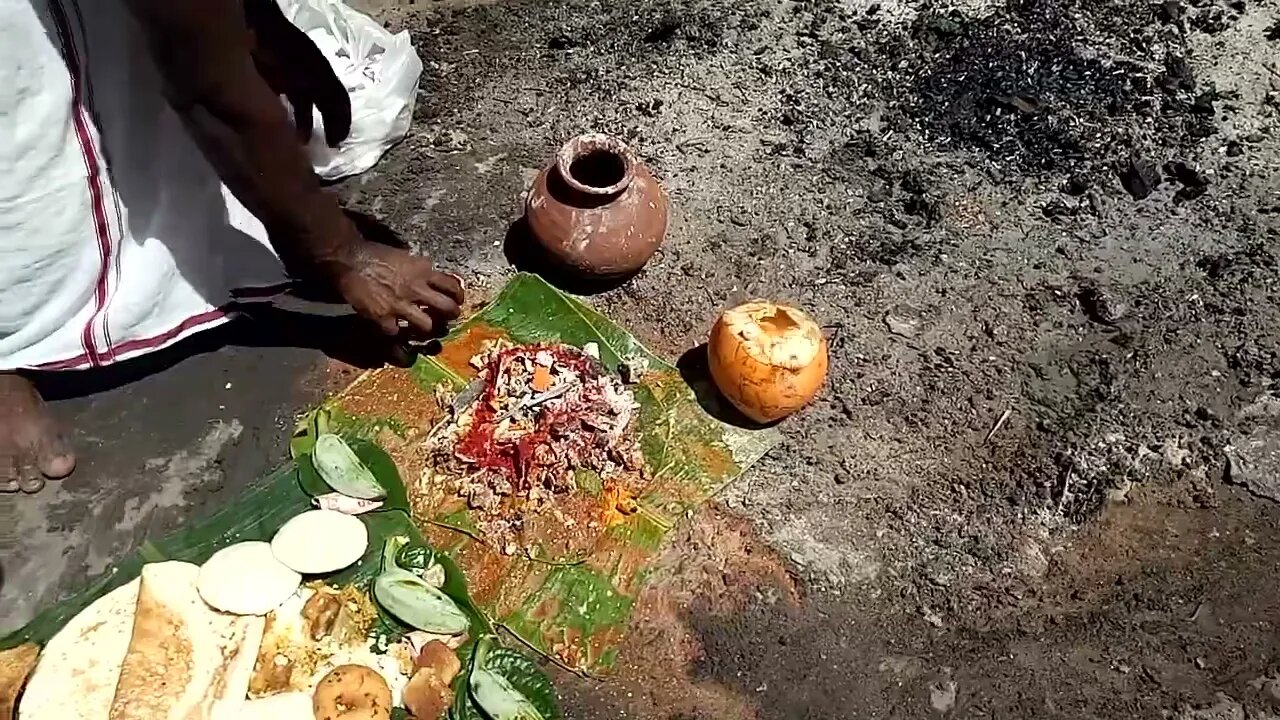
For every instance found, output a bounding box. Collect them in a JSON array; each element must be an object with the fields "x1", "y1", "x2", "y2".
[{"x1": 277, "y1": 0, "x2": 422, "y2": 180}]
